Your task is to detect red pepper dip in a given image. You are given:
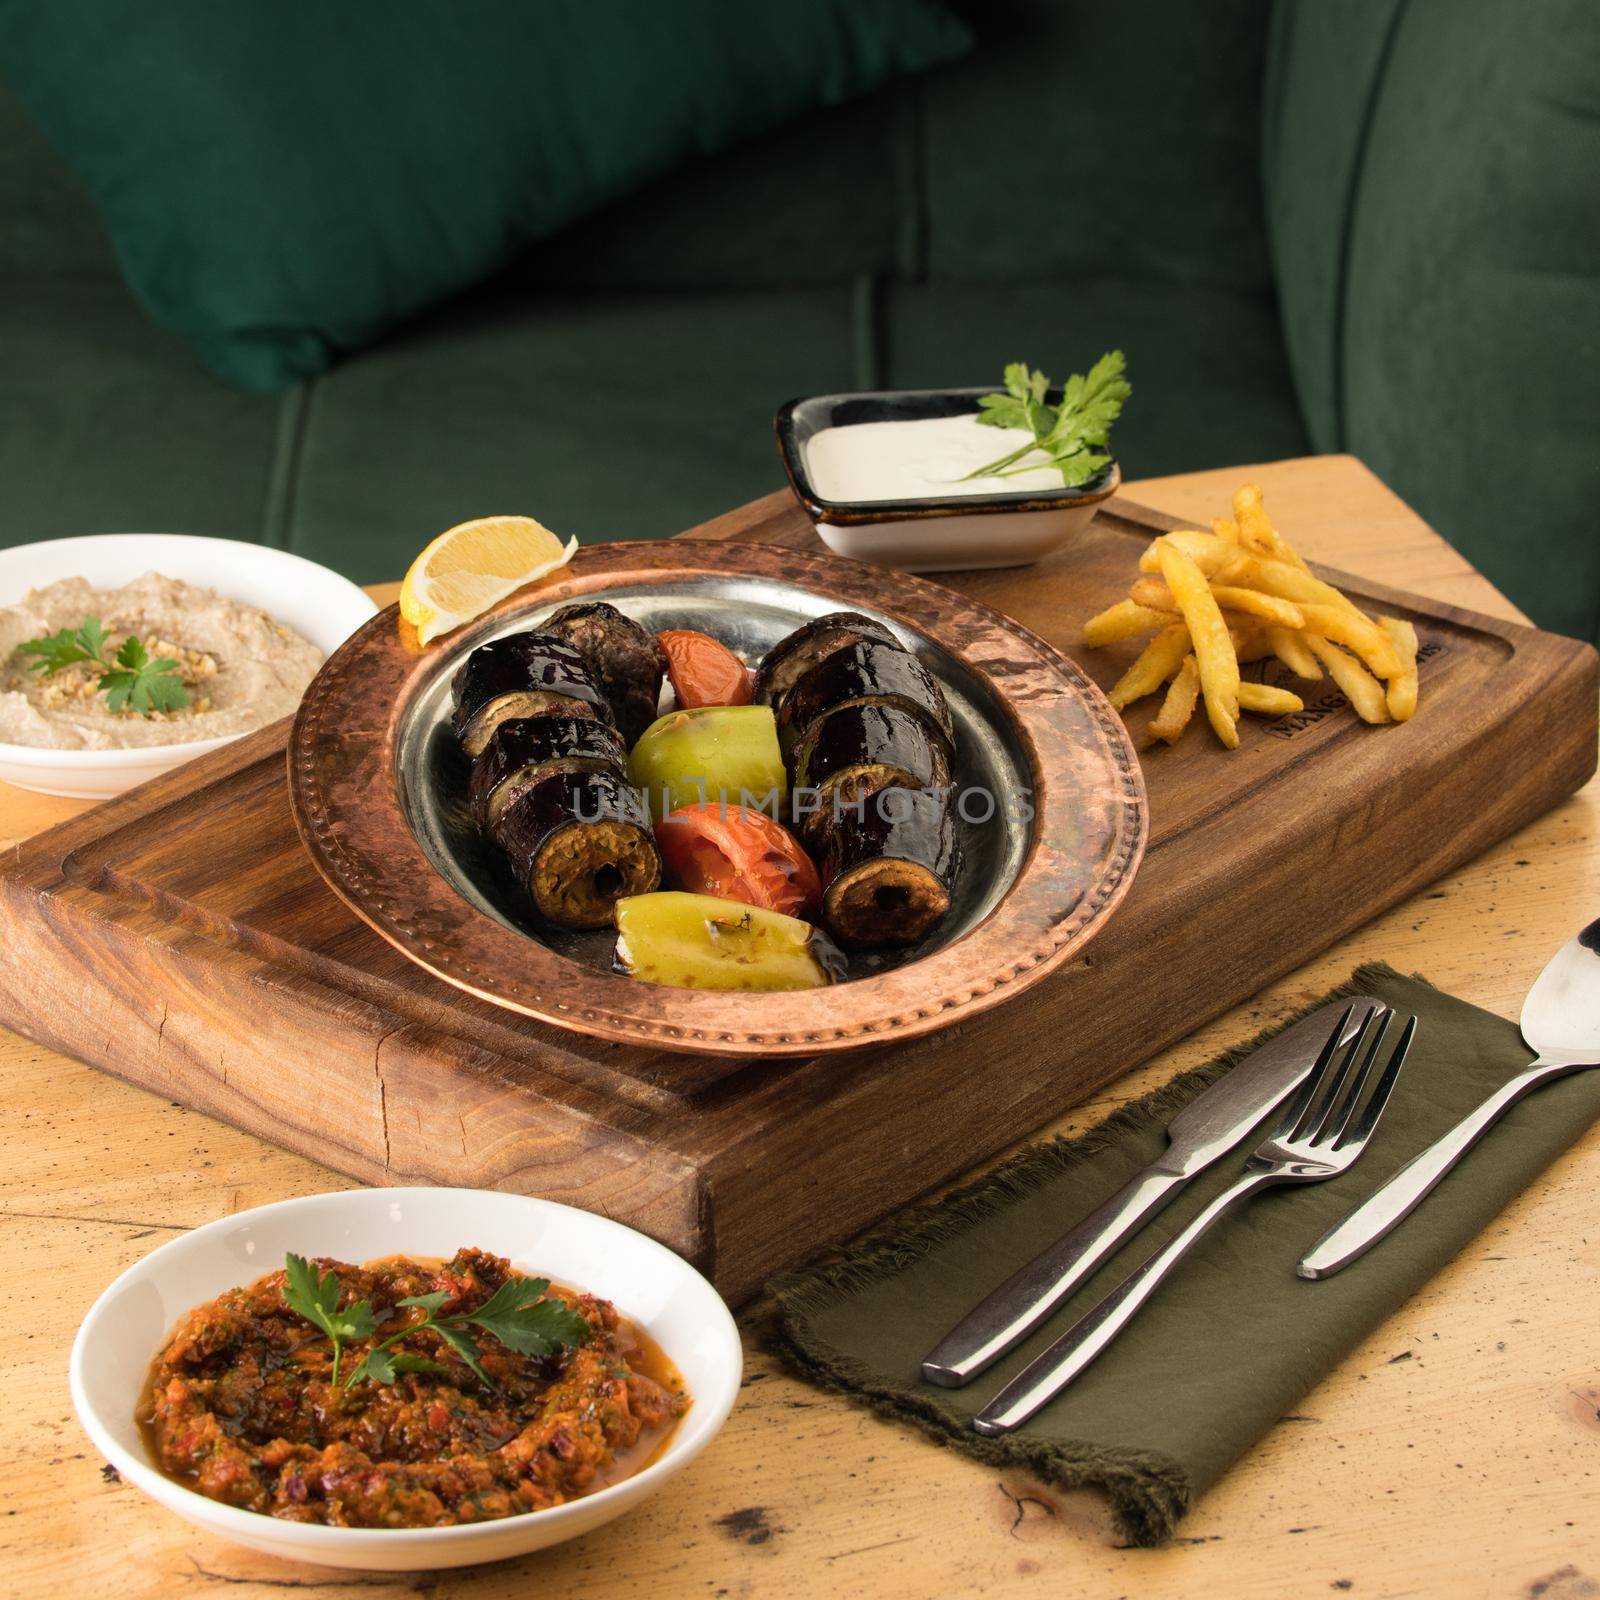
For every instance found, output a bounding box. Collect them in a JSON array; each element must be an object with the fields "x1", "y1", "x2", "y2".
[{"x1": 142, "y1": 1247, "x2": 689, "y2": 1528}]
